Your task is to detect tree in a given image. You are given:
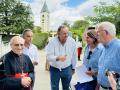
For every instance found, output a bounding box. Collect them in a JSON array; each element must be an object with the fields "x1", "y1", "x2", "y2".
[
  {"x1": 62, "y1": 21, "x2": 70, "y2": 28},
  {"x1": 71, "y1": 20, "x2": 89, "y2": 29},
  {"x1": 12, "y1": 2, "x2": 33, "y2": 34},
  {"x1": 70, "y1": 20, "x2": 89, "y2": 40},
  {"x1": 87, "y1": 0, "x2": 120, "y2": 34},
  {"x1": 0, "y1": 0, "x2": 16, "y2": 34},
  {"x1": 0, "y1": 0, "x2": 33, "y2": 35}
]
